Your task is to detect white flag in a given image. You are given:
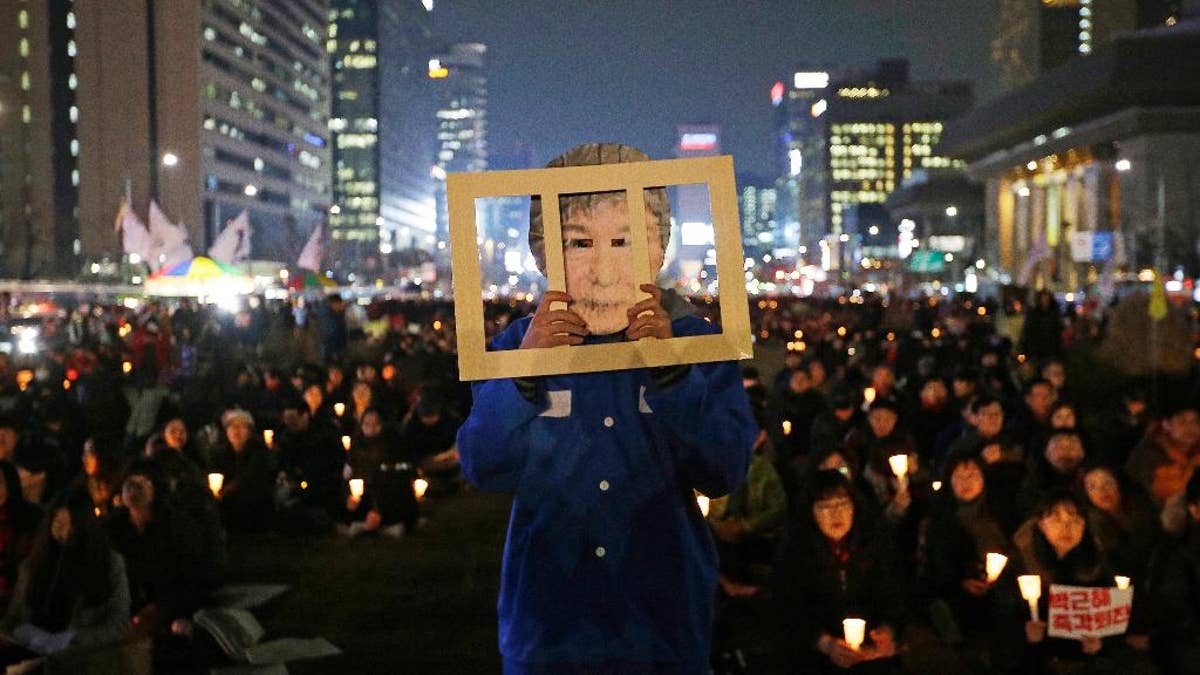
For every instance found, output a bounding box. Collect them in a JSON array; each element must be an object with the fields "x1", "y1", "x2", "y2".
[
  {"x1": 117, "y1": 199, "x2": 154, "y2": 261},
  {"x1": 209, "y1": 210, "x2": 252, "y2": 263},
  {"x1": 297, "y1": 224, "x2": 323, "y2": 272},
  {"x1": 148, "y1": 200, "x2": 194, "y2": 270}
]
